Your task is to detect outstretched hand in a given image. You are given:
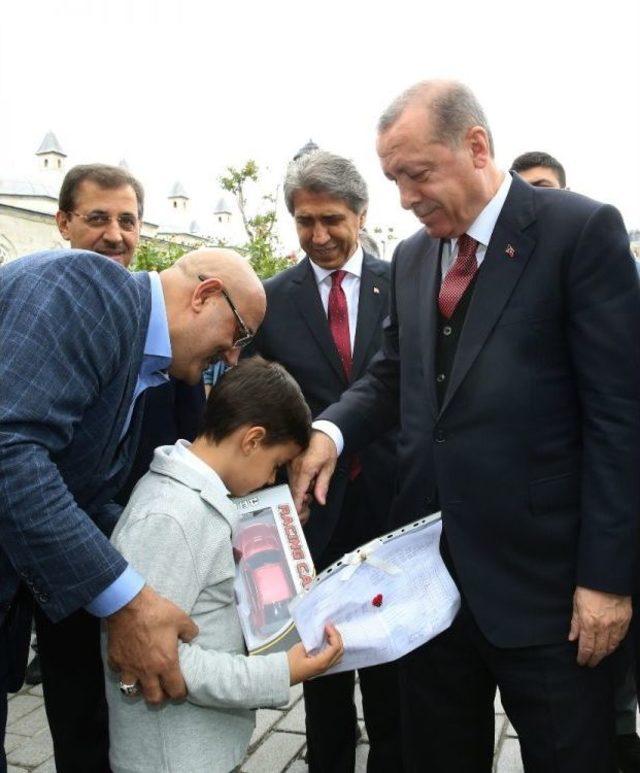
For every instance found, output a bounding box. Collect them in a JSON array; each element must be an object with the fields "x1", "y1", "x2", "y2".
[{"x1": 289, "y1": 430, "x2": 338, "y2": 516}]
